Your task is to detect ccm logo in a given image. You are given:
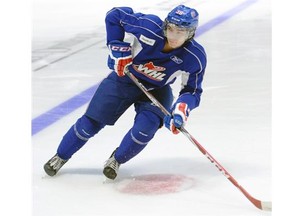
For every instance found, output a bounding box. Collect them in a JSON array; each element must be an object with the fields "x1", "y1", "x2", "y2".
[{"x1": 111, "y1": 46, "x2": 131, "y2": 52}]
